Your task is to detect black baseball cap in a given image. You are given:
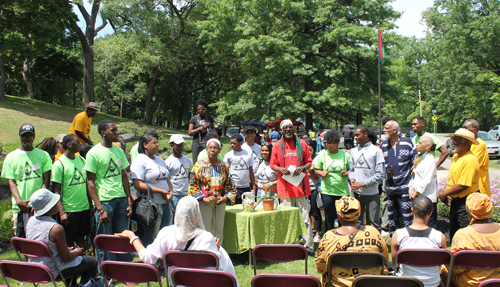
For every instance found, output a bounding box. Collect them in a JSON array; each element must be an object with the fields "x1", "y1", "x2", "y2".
[
  {"x1": 19, "y1": 124, "x2": 35, "y2": 135},
  {"x1": 244, "y1": 126, "x2": 257, "y2": 134}
]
